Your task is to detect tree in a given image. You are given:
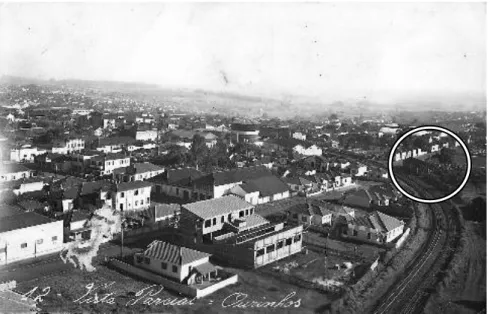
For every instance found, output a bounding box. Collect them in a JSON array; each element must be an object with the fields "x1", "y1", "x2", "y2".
[
  {"x1": 438, "y1": 148, "x2": 453, "y2": 164},
  {"x1": 189, "y1": 134, "x2": 208, "y2": 168}
]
